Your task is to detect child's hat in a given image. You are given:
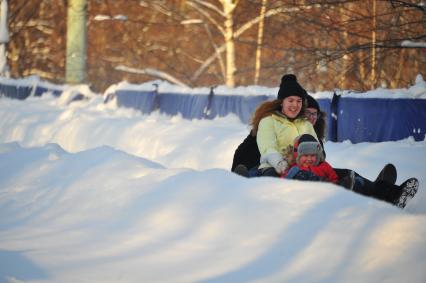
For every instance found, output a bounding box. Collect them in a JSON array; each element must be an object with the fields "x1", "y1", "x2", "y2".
[{"x1": 294, "y1": 134, "x2": 322, "y2": 166}]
